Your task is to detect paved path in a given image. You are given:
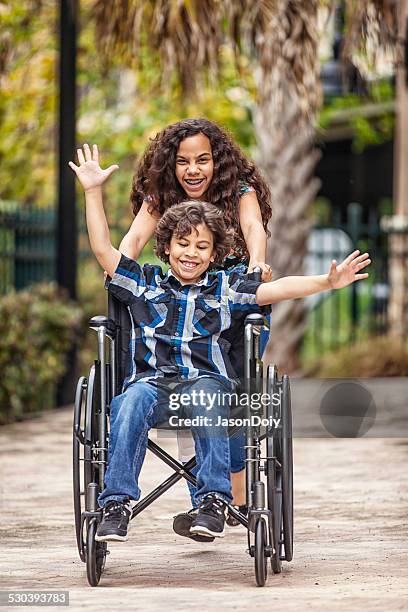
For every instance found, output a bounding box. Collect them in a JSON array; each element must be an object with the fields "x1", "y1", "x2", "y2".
[{"x1": 1, "y1": 389, "x2": 408, "y2": 611}]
